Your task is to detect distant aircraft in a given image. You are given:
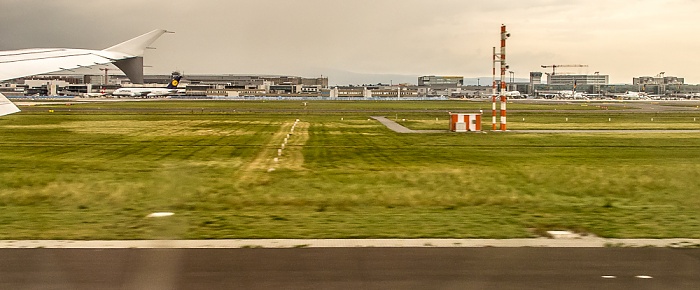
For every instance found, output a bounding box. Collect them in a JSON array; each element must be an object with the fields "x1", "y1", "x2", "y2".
[
  {"x1": 504, "y1": 91, "x2": 522, "y2": 98},
  {"x1": 488, "y1": 91, "x2": 522, "y2": 98},
  {"x1": 536, "y1": 90, "x2": 586, "y2": 99},
  {"x1": 112, "y1": 73, "x2": 183, "y2": 97},
  {"x1": 613, "y1": 91, "x2": 648, "y2": 99},
  {"x1": 81, "y1": 88, "x2": 107, "y2": 98},
  {"x1": 559, "y1": 91, "x2": 587, "y2": 99},
  {"x1": 0, "y1": 29, "x2": 171, "y2": 116}
]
